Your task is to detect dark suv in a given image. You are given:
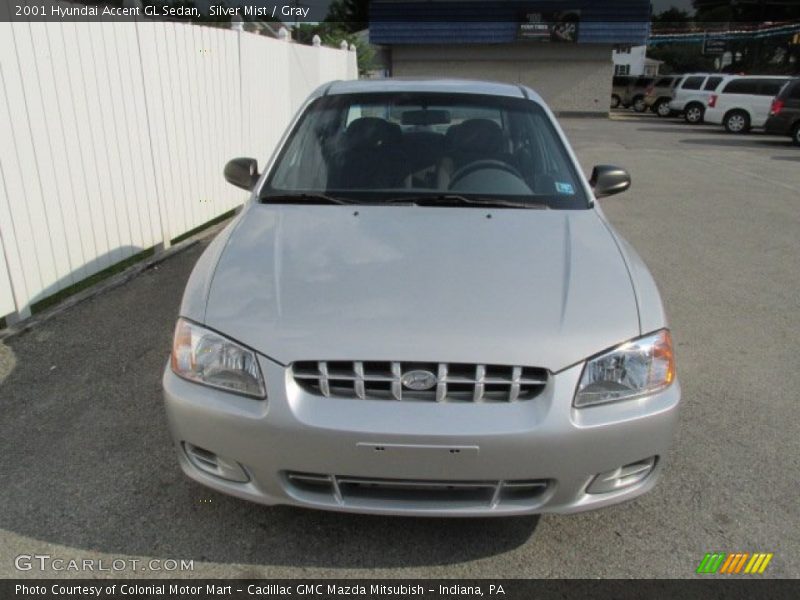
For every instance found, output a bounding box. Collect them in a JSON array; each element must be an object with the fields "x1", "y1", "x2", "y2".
[{"x1": 765, "y1": 78, "x2": 800, "y2": 146}]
